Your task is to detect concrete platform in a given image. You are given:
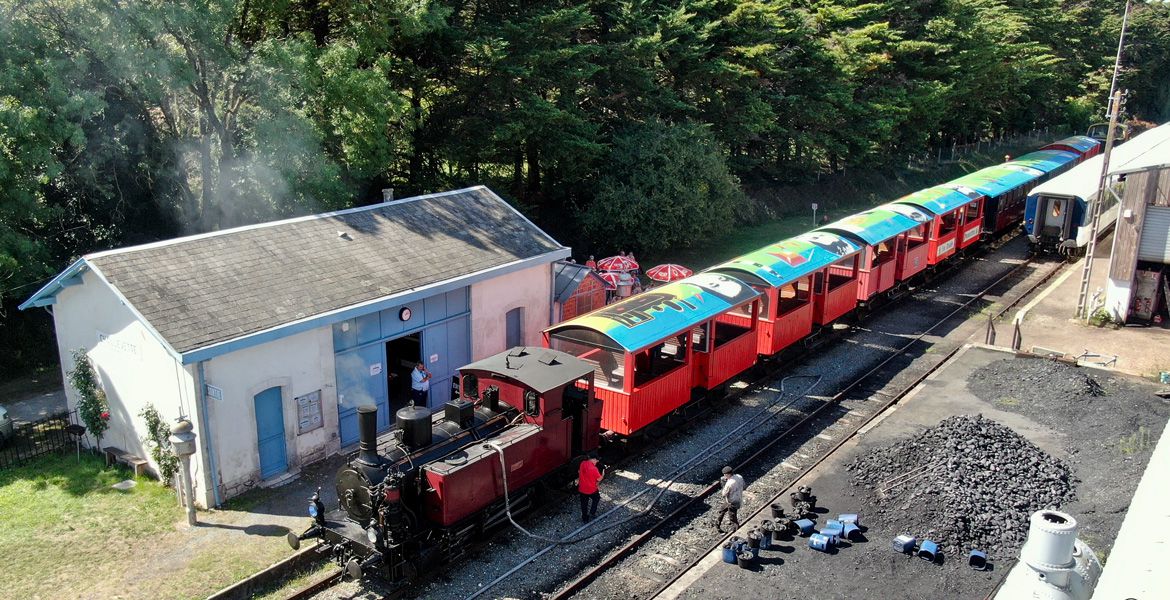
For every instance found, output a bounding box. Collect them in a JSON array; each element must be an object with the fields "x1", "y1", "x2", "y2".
[
  {"x1": 661, "y1": 345, "x2": 1169, "y2": 600},
  {"x1": 1013, "y1": 239, "x2": 1170, "y2": 380}
]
